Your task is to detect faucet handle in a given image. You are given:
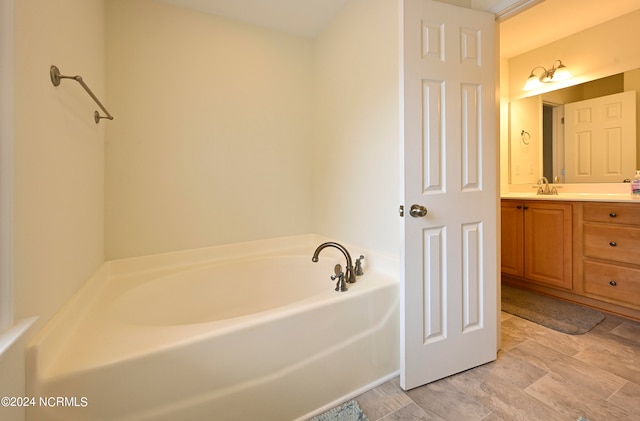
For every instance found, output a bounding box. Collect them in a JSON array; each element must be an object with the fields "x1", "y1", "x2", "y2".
[
  {"x1": 331, "y1": 265, "x2": 342, "y2": 280},
  {"x1": 331, "y1": 266, "x2": 348, "y2": 292},
  {"x1": 333, "y1": 264, "x2": 343, "y2": 277},
  {"x1": 354, "y1": 255, "x2": 365, "y2": 276}
]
